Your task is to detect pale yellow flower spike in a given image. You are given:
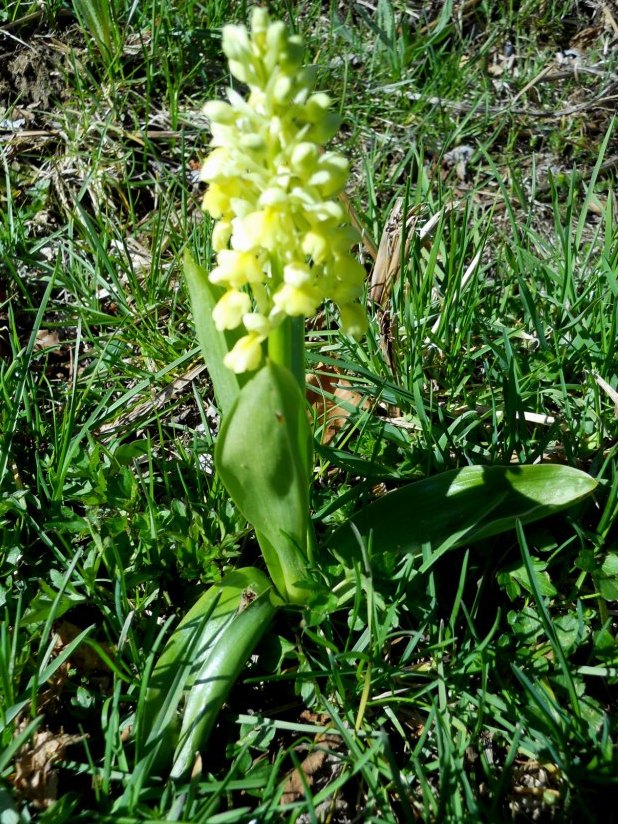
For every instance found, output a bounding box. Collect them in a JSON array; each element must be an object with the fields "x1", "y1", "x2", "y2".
[{"x1": 201, "y1": 7, "x2": 368, "y2": 372}]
